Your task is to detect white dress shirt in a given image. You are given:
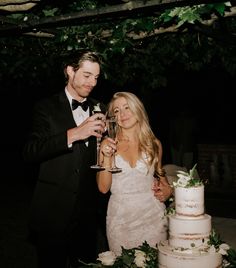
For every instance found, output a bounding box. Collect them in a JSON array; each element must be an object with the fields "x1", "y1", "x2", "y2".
[{"x1": 65, "y1": 88, "x2": 89, "y2": 146}]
